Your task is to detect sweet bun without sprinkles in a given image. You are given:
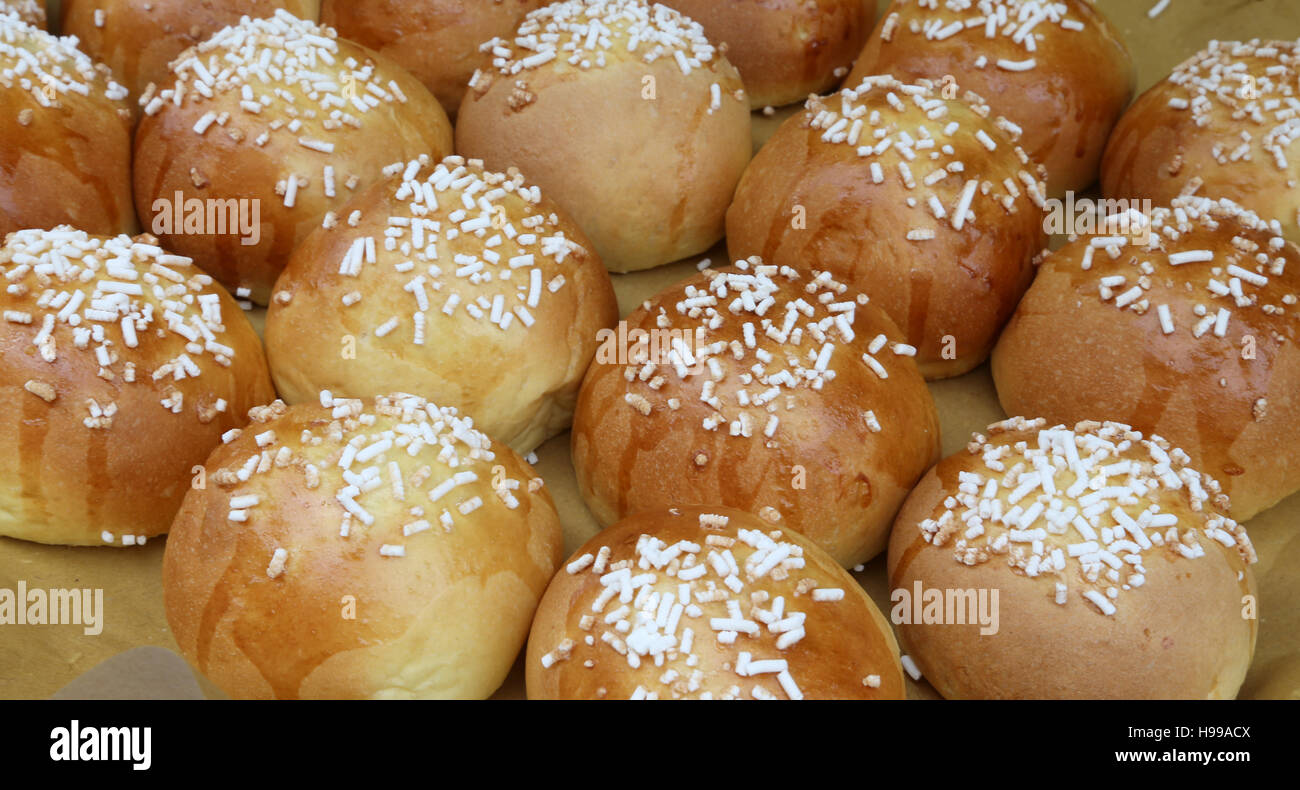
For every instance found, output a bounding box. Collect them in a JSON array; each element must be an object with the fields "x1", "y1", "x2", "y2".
[
  {"x1": 133, "y1": 11, "x2": 454, "y2": 305},
  {"x1": 1103, "y1": 39, "x2": 1300, "y2": 246},
  {"x1": 61, "y1": 0, "x2": 322, "y2": 102},
  {"x1": 0, "y1": 228, "x2": 275, "y2": 547},
  {"x1": 992, "y1": 196, "x2": 1300, "y2": 521},
  {"x1": 265, "y1": 155, "x2": 618, "y2": 454},
  {"x1": 889, "y1": 418, "x2": 1257, "y2": 699},
  {"x1": 321, "y1": 0, "x2": 545, "y2": 117},
  {"x1": 528, "y1": 506, "x2": 905, "y2": 700},
  {"x1": 456, "y1": 0, "x2": 752, "y2": 273},
  {"x1": 164, "y1": 393, "x2": 563, "y2": 700},
  {"x1": 0, "y1": 13, "x2": 135, "y2": 238},
  {"x1": 660, "y1": 0, "x2": 874, "y2": 110},
  {"x1": 727, "y1": 75, "x2": 1048, "y2": 379},
  {"x1": 571, "y1": 258, "x2": 941, "y2": 569},
  {"x1": 846, "y1": 0, "x2": 1133, "y2": 196}
]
